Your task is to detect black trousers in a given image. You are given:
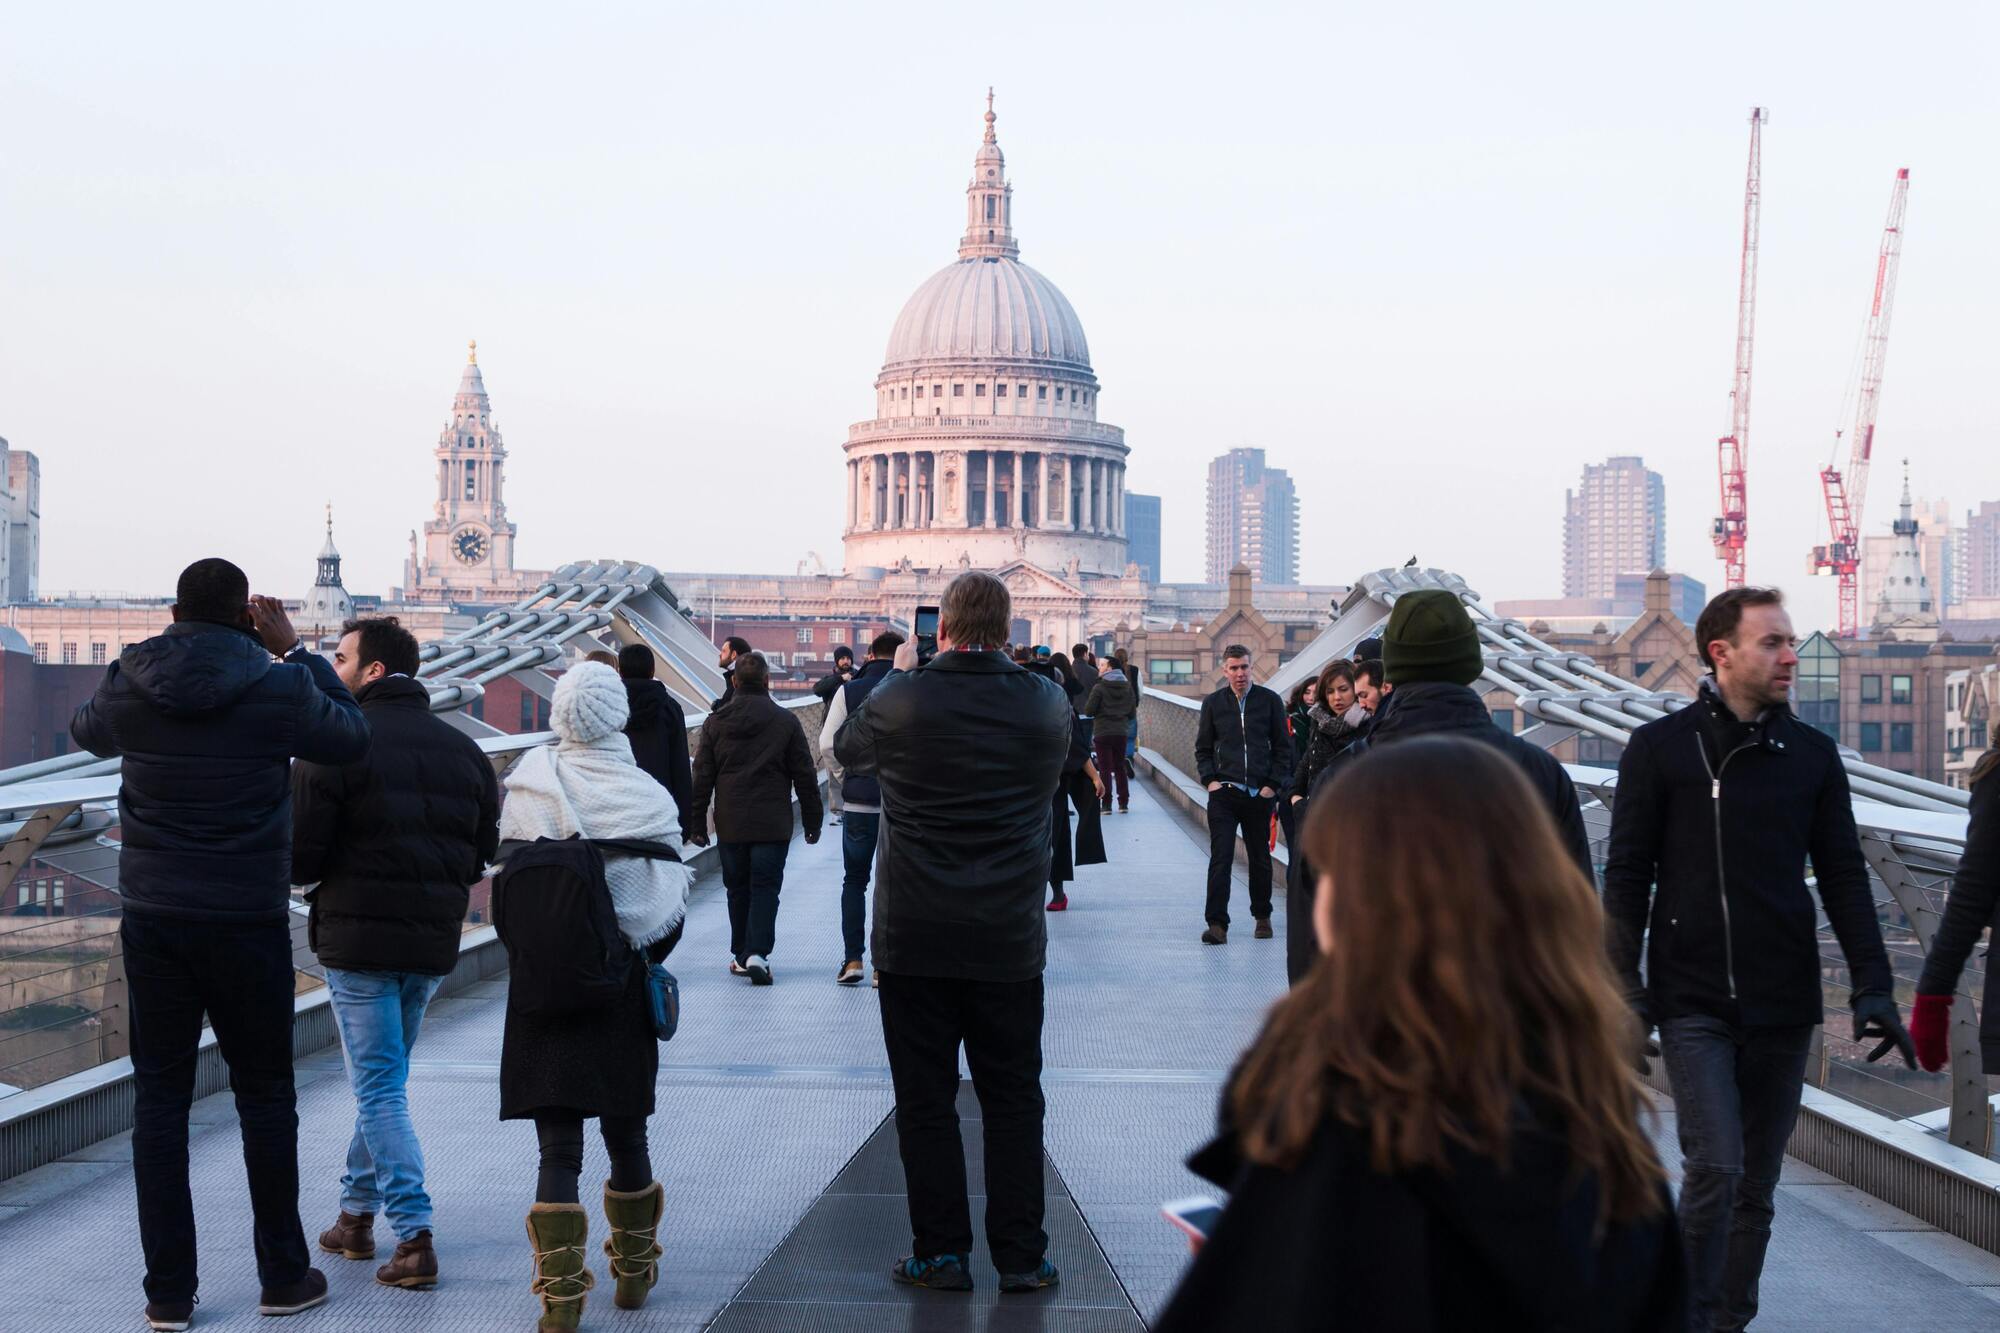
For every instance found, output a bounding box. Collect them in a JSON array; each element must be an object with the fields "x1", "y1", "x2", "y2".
[
  {"x1": 876, "y1": 971, "x2": 1047, "y2": 1273},
  {"x1": 122, "y1": 913, "x2": 311, "y2": 1303},
  {"x1": 719, "y1": 839, "x2": 789, "y2": 961},
  {"x1": 1205, "y1": 787, "x2": 1274, "y2": 926},
  {"x1": 533, "y1": 1114, "x2": 652, "y2": 1203}
]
